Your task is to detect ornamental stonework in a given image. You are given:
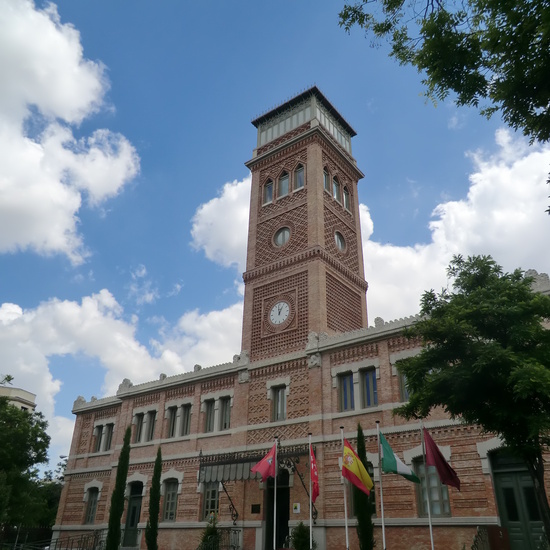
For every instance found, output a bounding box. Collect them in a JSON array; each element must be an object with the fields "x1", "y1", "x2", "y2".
[
  {"x1": 326, "y1": 273, "x2": 363, "y2": 333},
  {"x1": 250, "y1": 272, "x2": 309, "y2": 360},
  {"x1": 133, "y1": 392, "x2": 161, "y2": 407},
  {"x1": 324, "y1": 205, "x2": 358, "y2": 273},
  {"x1": 329, "y1": 342, "x2": 379, "y2": 366},
  {"x1": 255, "y1": 204, "x2": 308, "y2": 268},
  {"x1": 388, "y1": 335, "x2": 422, "y2": 353},
  {"x1": 201, "y1": 375, "x2": 235, "y2": 394},
  {"x1": 166, "y1": 384, "x2": 194, "y2": 400},
  {"x1": 256, "y1": 124, "x2": 310, "y2": 156},
  {"x1": 94, "y1": 406, "x2": 120, "y2": 420}
]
